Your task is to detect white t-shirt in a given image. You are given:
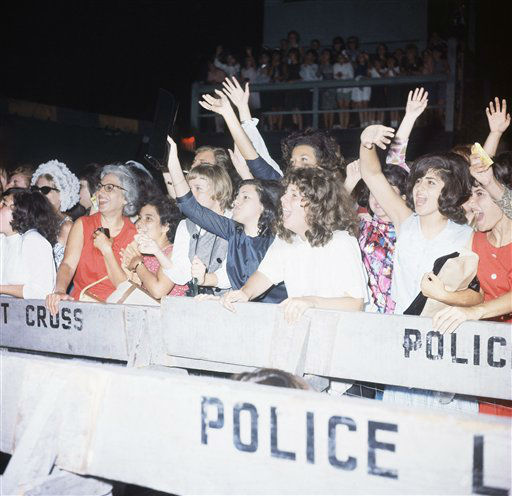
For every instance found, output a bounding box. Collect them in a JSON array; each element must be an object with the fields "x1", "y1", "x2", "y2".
[
  {"x1": 333, "y1": 62, "x2": 354, "y2": 94},
  {"x1": 258, "y1": 230, "x2": 370, "y2": 302},
  {"x1": 163, "y1": 219, "x2": 231, "y2": 288},
  {"x1": 392, "y1": 214, "x2": 473, "y2": 314},
  {"x1": 0, "y1": 230, "x2": 56, "y2": 299}
]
